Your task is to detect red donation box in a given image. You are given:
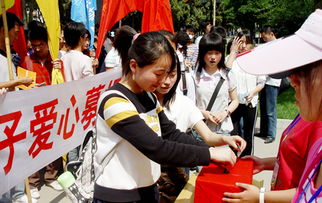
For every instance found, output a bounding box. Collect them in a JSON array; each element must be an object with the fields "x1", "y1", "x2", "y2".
[{"x1": 194, "y1": 159, "x2": 253, "y2": 203}]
